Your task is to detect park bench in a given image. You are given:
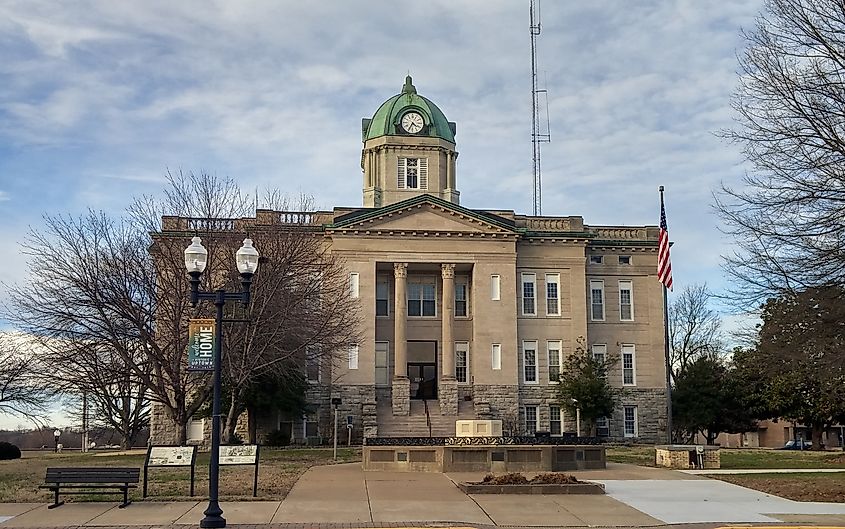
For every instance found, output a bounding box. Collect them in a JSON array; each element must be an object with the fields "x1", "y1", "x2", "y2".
[{"x1": 40, "y1": 467, "x2": 140, "y2": 509}]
